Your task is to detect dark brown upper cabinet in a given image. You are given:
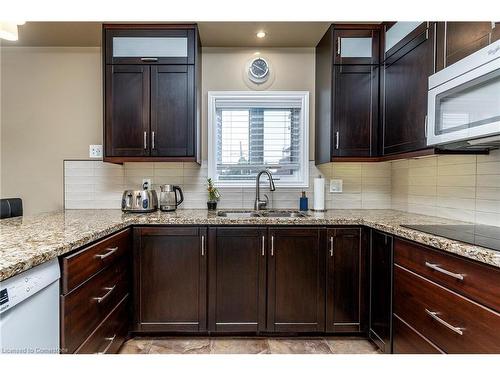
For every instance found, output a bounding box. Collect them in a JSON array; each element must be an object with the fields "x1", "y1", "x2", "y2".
[
  {"x1": 267, "y1": 227, "x2": 326, "y2": 333},
  {"x1": 382, "y1": 22, "x2": 435, "y2": 155},
  {"x1": 133, "y1": 226, "x2": 207, "y2": 333},
  {"x1": 105, "y1": 27, "x2": 196, "y2": 65},
  {"x1": 105, "y1": 65, "x2": 150, "y2": 157},
  {"x1": 369, "y1": 230, "x2": 393, "y2": 353},
  {"x1": 326, "y1": 228, "x2": 368, "y2": 333},
  {"x1": 103, "y1": 24, "x2": 201, "y2": 163},
  {"x1": 208, "y1": 227, "x2": 267, "y2": 333},
  {"x1": 435, "y1": 22, "x2": 497, "y2": 71},
  {"x1": 315, "y1": 24, "x2": 381, "y2": 164}
]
